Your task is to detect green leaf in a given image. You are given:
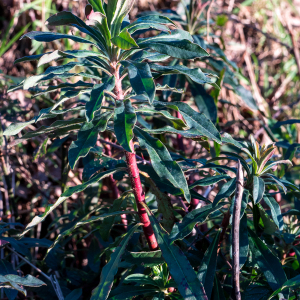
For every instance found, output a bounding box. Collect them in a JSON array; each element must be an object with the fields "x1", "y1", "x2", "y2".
[
  {"x1": 68, "y1": 111, "x2": 113, "y2": 169},
  {"x1": 123, "y1": 274, "x2": 162, "y2": 287},
  {"x1": 37, "y1": 49, "x2": 109, "y2": 67},
  {"x1": 21, "y1": 168, "x2": 126, "y2": 236},
  {"x1": 23, "y1": 62, "x2": 97, "y2": 90},
  {"x1": 260, "y1": 160, "x2": 292, "y2": 175},
  {"x1": 169, "y1": 203, "x2": 225, "y2": 243},
  {"x1": 45, "y1": 11, "x2": 106, "y2": 49},
  {"x1": 121, "y1": 61, "x2": 156, "y2": 104},
  {"x1": 274, "y1": 119, "x2": 300, "y2": 128},
  {"x1": 131, "y1": 50, "x2": 170, "y2": 62},
  {"x1": 189, "y1": 175, "x2": 231, "y2": 189},
  {"x1": 138, "y1": 30, "x2": 208, "y2": 60},
  {"x1": 47, "y1": 210, "x2": 135, "y2": 254},
  {"x1": 248, "y1": 228, "x2": 287, "y2": 291},
  {"x1": 11, "y1": 118, "x2": 84, "y2": 144},
  {"x1": 21, "y1": 31, "x2": 96, "y2": 46},
  {"x1": 123, "y1": 250, "x2": 165, "y2": 267},
  {"x1": 258, "y1": 204, "x2": 277, "y2": 235},
  {"x1": 212, "y1": 178, "x2": 236, "y2": 207},
  {"x1": 125, "y1": 14, "x2": 176, "y2": 34},
  {"x1": 136, "y1": 106, "x2": 187, "y2": 130},
  {"x1": 188, "y1": 78, "x2": 217, "y2": 123},
  {"x1": 243, "y1": 283, "x2": 273, "y2": 300},
  {"x1": 109, "y1": 286, "x2": 159, "y2": 300},
  {"x1": 143, "y1": 204, "x2": 208, "y2": 300},
  {"x1": 221, "y1": 133, "x2": 245, "y2": 149},
  {"x1": 101, "y1": 196, "x2": 126, "y2": 241},
  {"x1": 65, "y1": 289, "x2": 82, "y2": 300},
  {"x1": 111, "y1": 29, "x2": 138, "y2": 50},
  {"x1": 90, "y1": 223, "x2": 141, "y2": 300},
  {"x1": 197, "y1": 230, "x2": 221, "y2": 299},
  {"x1": 150, "y1": 64, "x2": 217, "y2": 87},
  {"x1": 134, "y1": 127, "x2": 190, "y2": 202},
  {"x1": 86, "y1": 76, "x2": 115, "y2": 122},
  {"x1": 153, "y1": 101, "x2": 221, "y2": 143},
  {"x1": 253, "y1": 176, "x2": 265, "y2": 204},
  {"x1": 88, "y1": 0, "x2": 105, "y2": 14},
  {"x1": 138, "y1": 29, "x2": 193, "y2": 43},
  {"x1": 0, "y1": 274, "x2": 45, "y2": 287},
  {"x1": 212, "y1": 276, "x2": 226, "y2": 300},
  {"x1": 31, "y1": 81, "x2": 93, "y2": 98},
  {"x1": 107, "y1": 0, "x2": 135, "y2": 37},
  {"x1": 114, "y1": 99, "x2": 137, "y2": 153},
  {"x1": 239, "y1": 214, "x2": 249, "y2": 268},
  {"x1": 269, "y1": 275, "x2": 300, "y2": 299},
  {"x1": 14, "y1": 52, "x2": 49, "y2": 64},
  {"x1": 263, "y1": 195, "x2": 283, "y2": 231}
]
